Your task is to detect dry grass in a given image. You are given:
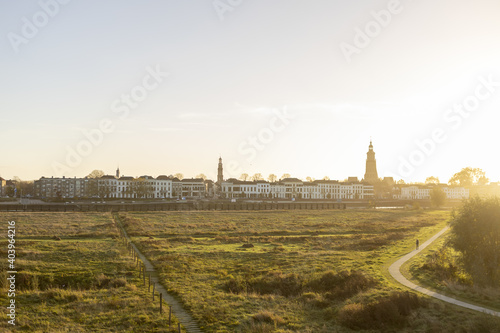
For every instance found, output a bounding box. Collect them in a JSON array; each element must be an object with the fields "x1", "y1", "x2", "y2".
[{"x1": 0, "y1": 212, "x2": 182, "y2": 332}]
